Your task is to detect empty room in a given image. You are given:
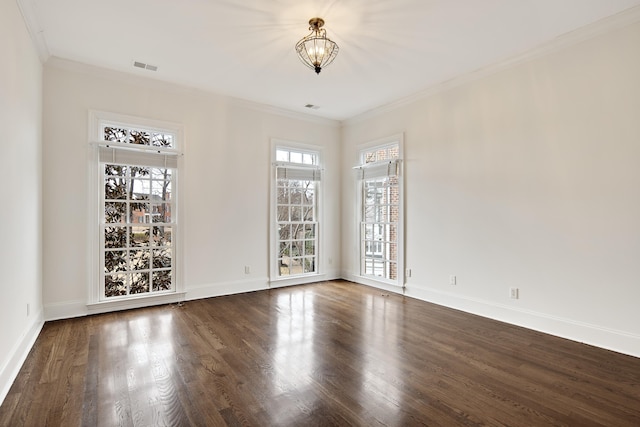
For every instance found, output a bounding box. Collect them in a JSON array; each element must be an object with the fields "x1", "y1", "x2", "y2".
[{"x1": 1, "y1": 0, "x2": 639, "y2": 425}]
